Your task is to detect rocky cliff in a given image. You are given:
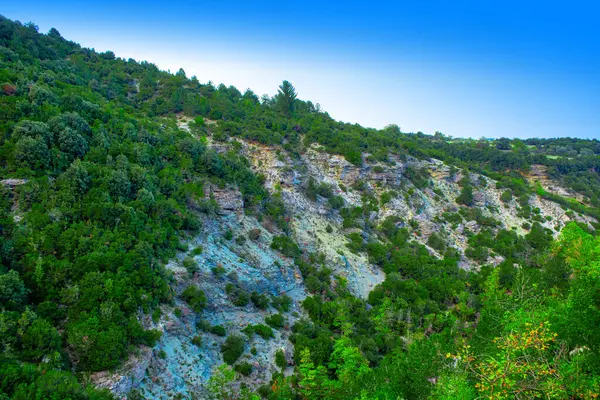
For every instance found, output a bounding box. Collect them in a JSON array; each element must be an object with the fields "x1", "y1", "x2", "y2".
[{"x1": 93, "y1": 118, "x2": 595, "y2": 399}]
